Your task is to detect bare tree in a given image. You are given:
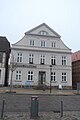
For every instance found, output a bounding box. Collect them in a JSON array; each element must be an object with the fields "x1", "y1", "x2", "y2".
[{"x1": 10, "y1": 53, "x2": 17, "y2": 92}]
